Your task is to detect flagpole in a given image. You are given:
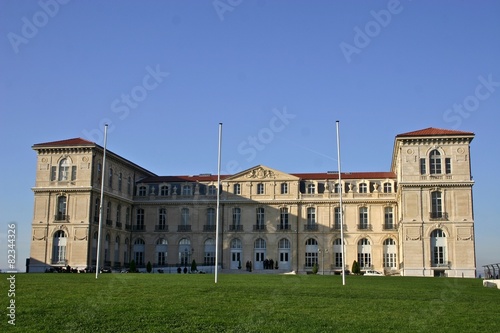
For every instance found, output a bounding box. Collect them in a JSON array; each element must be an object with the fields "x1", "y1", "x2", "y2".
[
  {"x1": 336, "y1": 120, "x2": 346, "y2": 286},
  {"x1": 96, "y1": 124, "x2": 108, "y2": 279},
  {"x1": 215, "y1": 123, "x2": 222, "y2": 283}
]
